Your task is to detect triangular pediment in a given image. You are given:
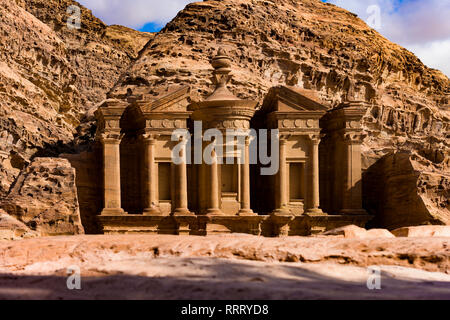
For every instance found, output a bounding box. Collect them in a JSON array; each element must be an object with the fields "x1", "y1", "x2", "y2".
[
  {"x1": 139, "y1": 85, "x2": 190, "y2": 113},
  {"x1": 262, "y1": 86, "x2": 328, "y2": 114}
]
